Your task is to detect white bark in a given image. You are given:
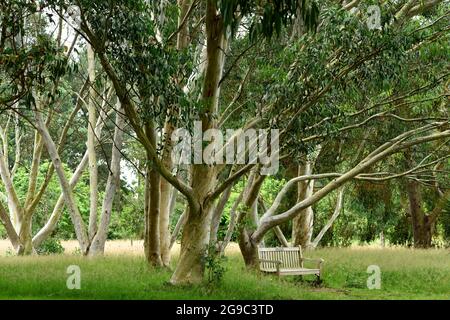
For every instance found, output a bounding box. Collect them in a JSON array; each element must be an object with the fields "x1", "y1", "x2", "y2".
[
  {"x1": 0, "y1": 144, "x2": 22, "y2": 232},
  {"x1": 258, "y1": 198, "x2": 290, "y2": 247},
  {"x1": 210, "y1": 170, "x2": 235, "y2": 245},
  {"x1": 169, "y1": 209, "x2": 187, "y2": 249},
  {"x1": 32, "y1": 109, "x2": 109, "y2": 248},
  {"x1": 10, "y1": 113, "x2": 21, "y2": 179},
  {"x1": 89, "y1": 105, "x2": 125, "y2": 255},
  {"x1": 218, "y1": 172, "x2": 255, "y2": 255},
  {"x1": 310, "y1": 188, "x2": 344, "y2": 249},
  {"x1": 34, "y1": 109, "x2": 90, "y2": 254},
  {"x1": 292, "y1": 162, "x2": 315, "y2": 248},
  {"x1": 87, "y1": 44, "x2": 98, "y2": 241},
  {"x1": 0, "y1": 201, "x2": 20, "y2": 251}
]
